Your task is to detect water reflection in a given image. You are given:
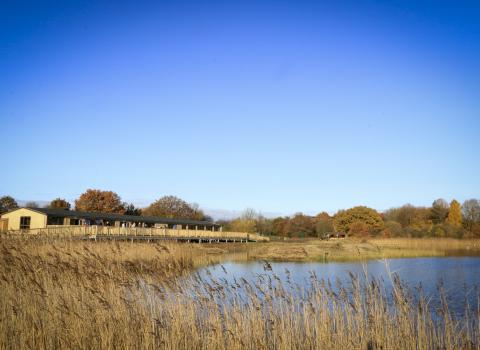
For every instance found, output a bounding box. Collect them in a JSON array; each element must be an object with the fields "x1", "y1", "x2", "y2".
[{"x1": 197, "y1": 257, "x2": 480, "y2": 317}]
